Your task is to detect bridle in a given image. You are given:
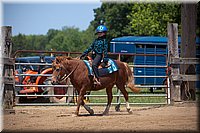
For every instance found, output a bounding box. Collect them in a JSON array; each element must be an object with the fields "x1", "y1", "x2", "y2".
[{"x1": 53, "y1": 61, "x2": 79, "y2": 83}]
